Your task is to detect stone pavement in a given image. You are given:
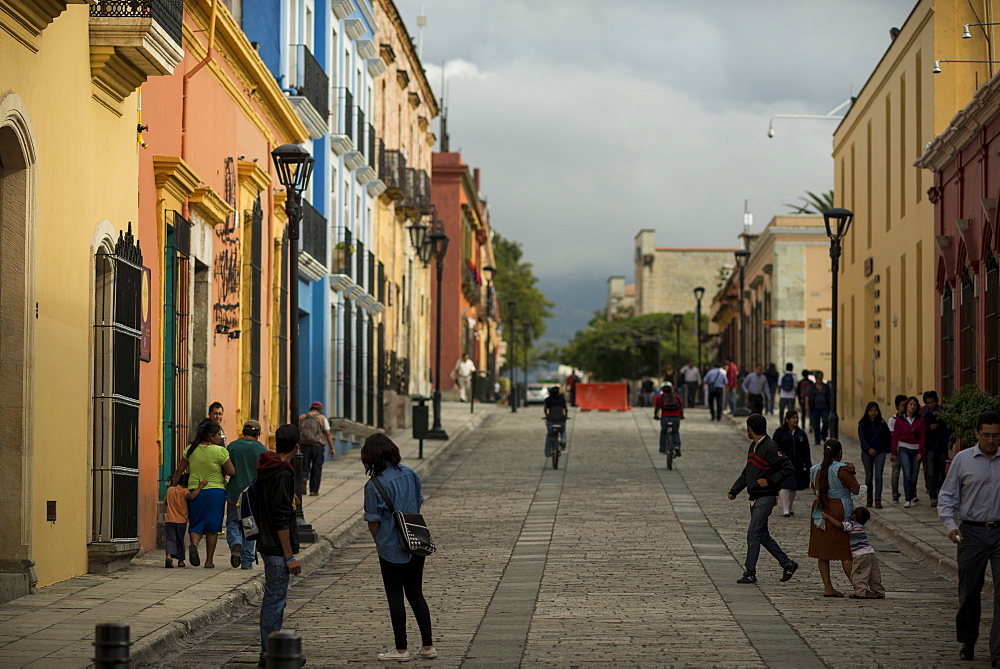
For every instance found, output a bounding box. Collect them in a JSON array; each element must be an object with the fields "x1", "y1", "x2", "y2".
[
  {"x1": 150, "y1": 406, "x2": 983, "y2": 667},
  {"x1": 0, "y1": 401, "x2": 494, "y2": 668}
]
